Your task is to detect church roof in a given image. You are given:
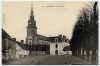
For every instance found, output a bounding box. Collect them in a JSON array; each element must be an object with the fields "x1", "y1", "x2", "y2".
[{"x1": 37, "y1": 34, "x2": 50, "y2": 41}]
